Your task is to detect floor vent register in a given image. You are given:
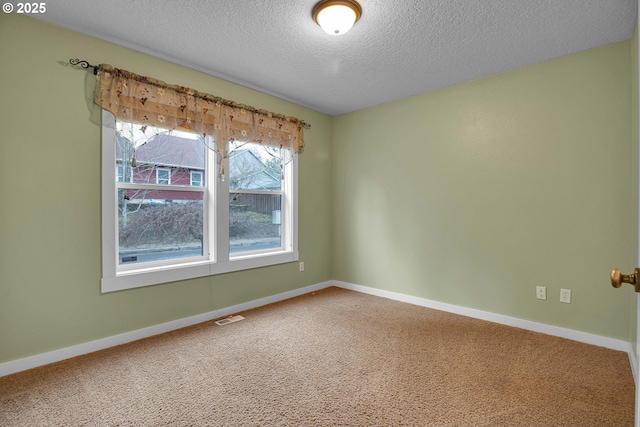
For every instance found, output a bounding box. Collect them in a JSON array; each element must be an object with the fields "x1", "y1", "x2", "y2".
[{"x1": 215, "y1": 315, "x2": 245, "y2": 326}]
